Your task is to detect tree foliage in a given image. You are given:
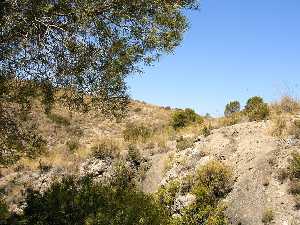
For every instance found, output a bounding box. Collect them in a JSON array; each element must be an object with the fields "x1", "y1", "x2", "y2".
[
  {"x1": 224, "y1": 101, "x2": 240, "y2": 117},
  {"x1": 244, "y1": 96, "x2": 269, "y2": 121},
  {"x1": 8, "y1": 176, "x2": 168, "y2": 225},
  {"x1": 171, "y1": 108, "x2": 203, "y2": 129},
  {"x1": 0, "y1": 0, "x2": 198, "y2": 165},
  {"x1": 1, "y1": 0, "x2": 198, "y2": 113}
]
